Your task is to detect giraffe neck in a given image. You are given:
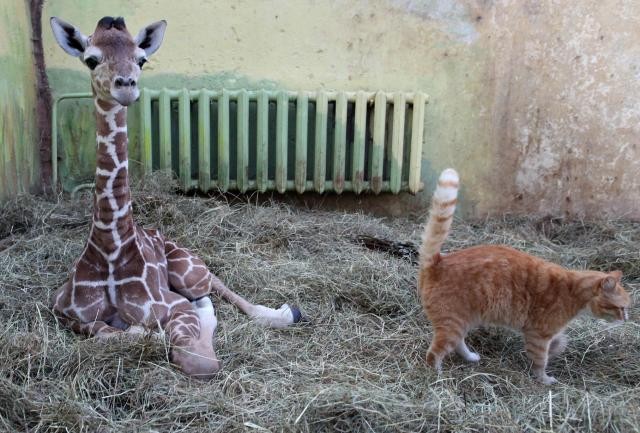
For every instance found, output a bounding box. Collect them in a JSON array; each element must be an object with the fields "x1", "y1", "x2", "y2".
[{"x1": 88, "y1": 98, "x2": 136, "y2": 259}]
